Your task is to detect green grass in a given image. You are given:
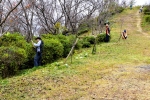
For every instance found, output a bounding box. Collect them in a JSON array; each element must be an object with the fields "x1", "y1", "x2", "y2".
[
  {"x1": 1, "y1": 7, "x2": 150, "y2": 100},
  {"x1": 141, "y1": 8, "x2": 150, "y2": 34}
]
